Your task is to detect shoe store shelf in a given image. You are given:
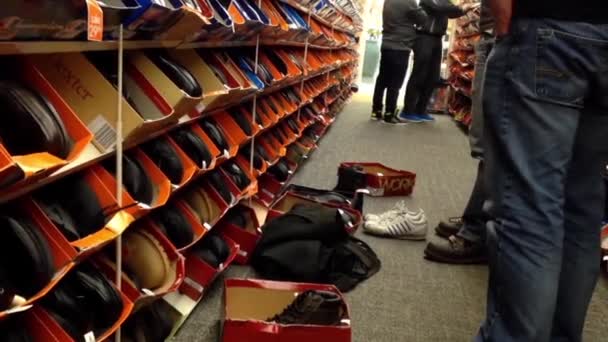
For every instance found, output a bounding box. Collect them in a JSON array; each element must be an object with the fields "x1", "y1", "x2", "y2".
[
  {"x1": 278, "y1": 0, "x2": 361, "y2": 35},
  {"x1": 153, "y1": 77, "x2": 352, "y2": 215},
  {"x1": 163, "y1": 86, "x2": 353, "y2": 339},
  {"x1": 0, "y1": 0, "x2": 363, "y2": 337},
  {"x1": 0, "y1": 58, "x2": 356, "y2": 204},
  {"x1": 0, "y1": 39, "x2": 356, "y2": 56},
  {"x1": 0, "y1": 60, "x2": 354, "y2": 320},
  {"x1": 447, "y1": 0, "x2": 480, "y2": 130}
]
